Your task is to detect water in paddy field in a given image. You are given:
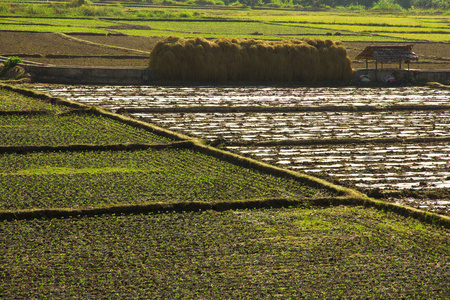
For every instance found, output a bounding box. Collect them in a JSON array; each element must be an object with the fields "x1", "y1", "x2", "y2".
[
  {"x1": 36, "y1": 86, "x2": 450, "y2": 110},
  {"x1": 35, "y1": 85, "x2": 450, "y2": 214}
]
